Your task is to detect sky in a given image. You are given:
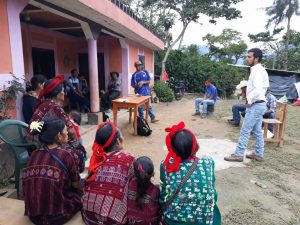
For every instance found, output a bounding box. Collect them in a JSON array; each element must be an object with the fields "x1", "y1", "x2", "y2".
[{"x1": 171, "y1": 0, "x2": 300, "y2": 49}]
